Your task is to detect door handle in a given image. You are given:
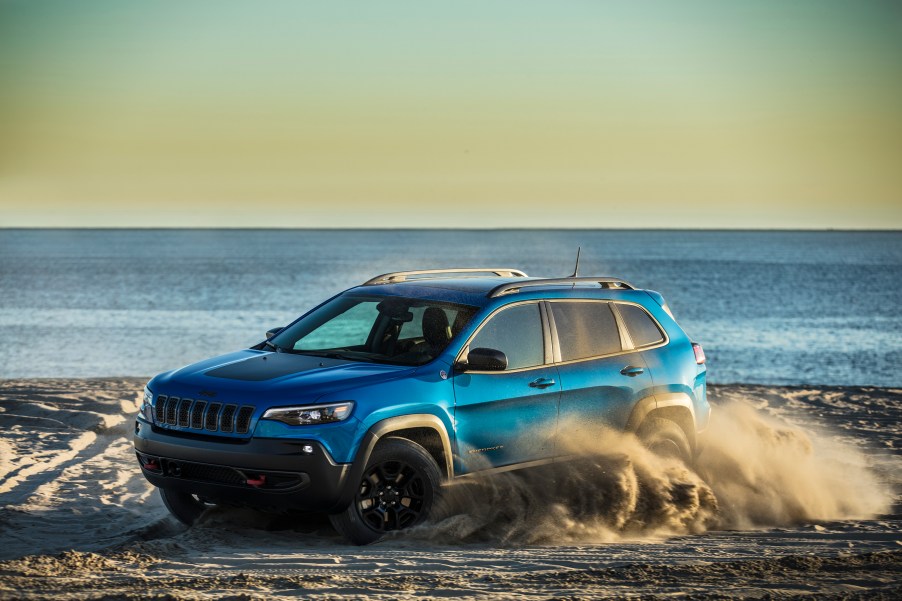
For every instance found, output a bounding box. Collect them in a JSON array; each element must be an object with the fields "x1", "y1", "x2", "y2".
[
  {"x1": 529, "y1": 377, "x2": 556, "y2": 389},
  {"x1": 620, "y1": 366, "x2": 645, "y2": 377}
]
